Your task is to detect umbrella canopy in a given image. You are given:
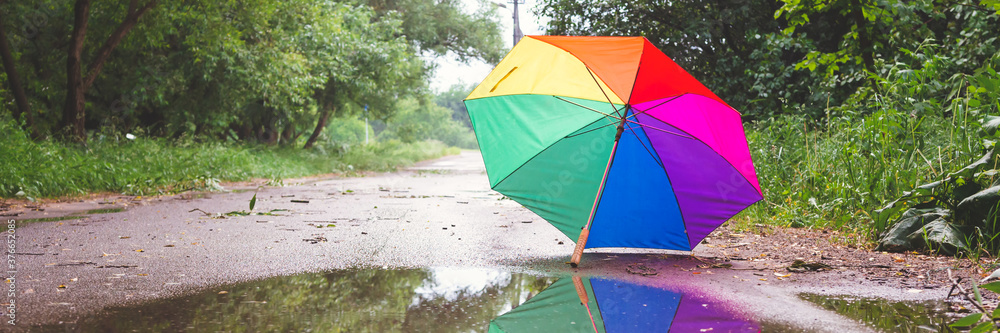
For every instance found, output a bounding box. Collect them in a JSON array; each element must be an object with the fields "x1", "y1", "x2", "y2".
[
  {"x1": 464, "y1": 36, "x2": 762, "y2": 263},
  {"x1": 487, "y1": 276, "x2": 759, "y2": 333}
]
